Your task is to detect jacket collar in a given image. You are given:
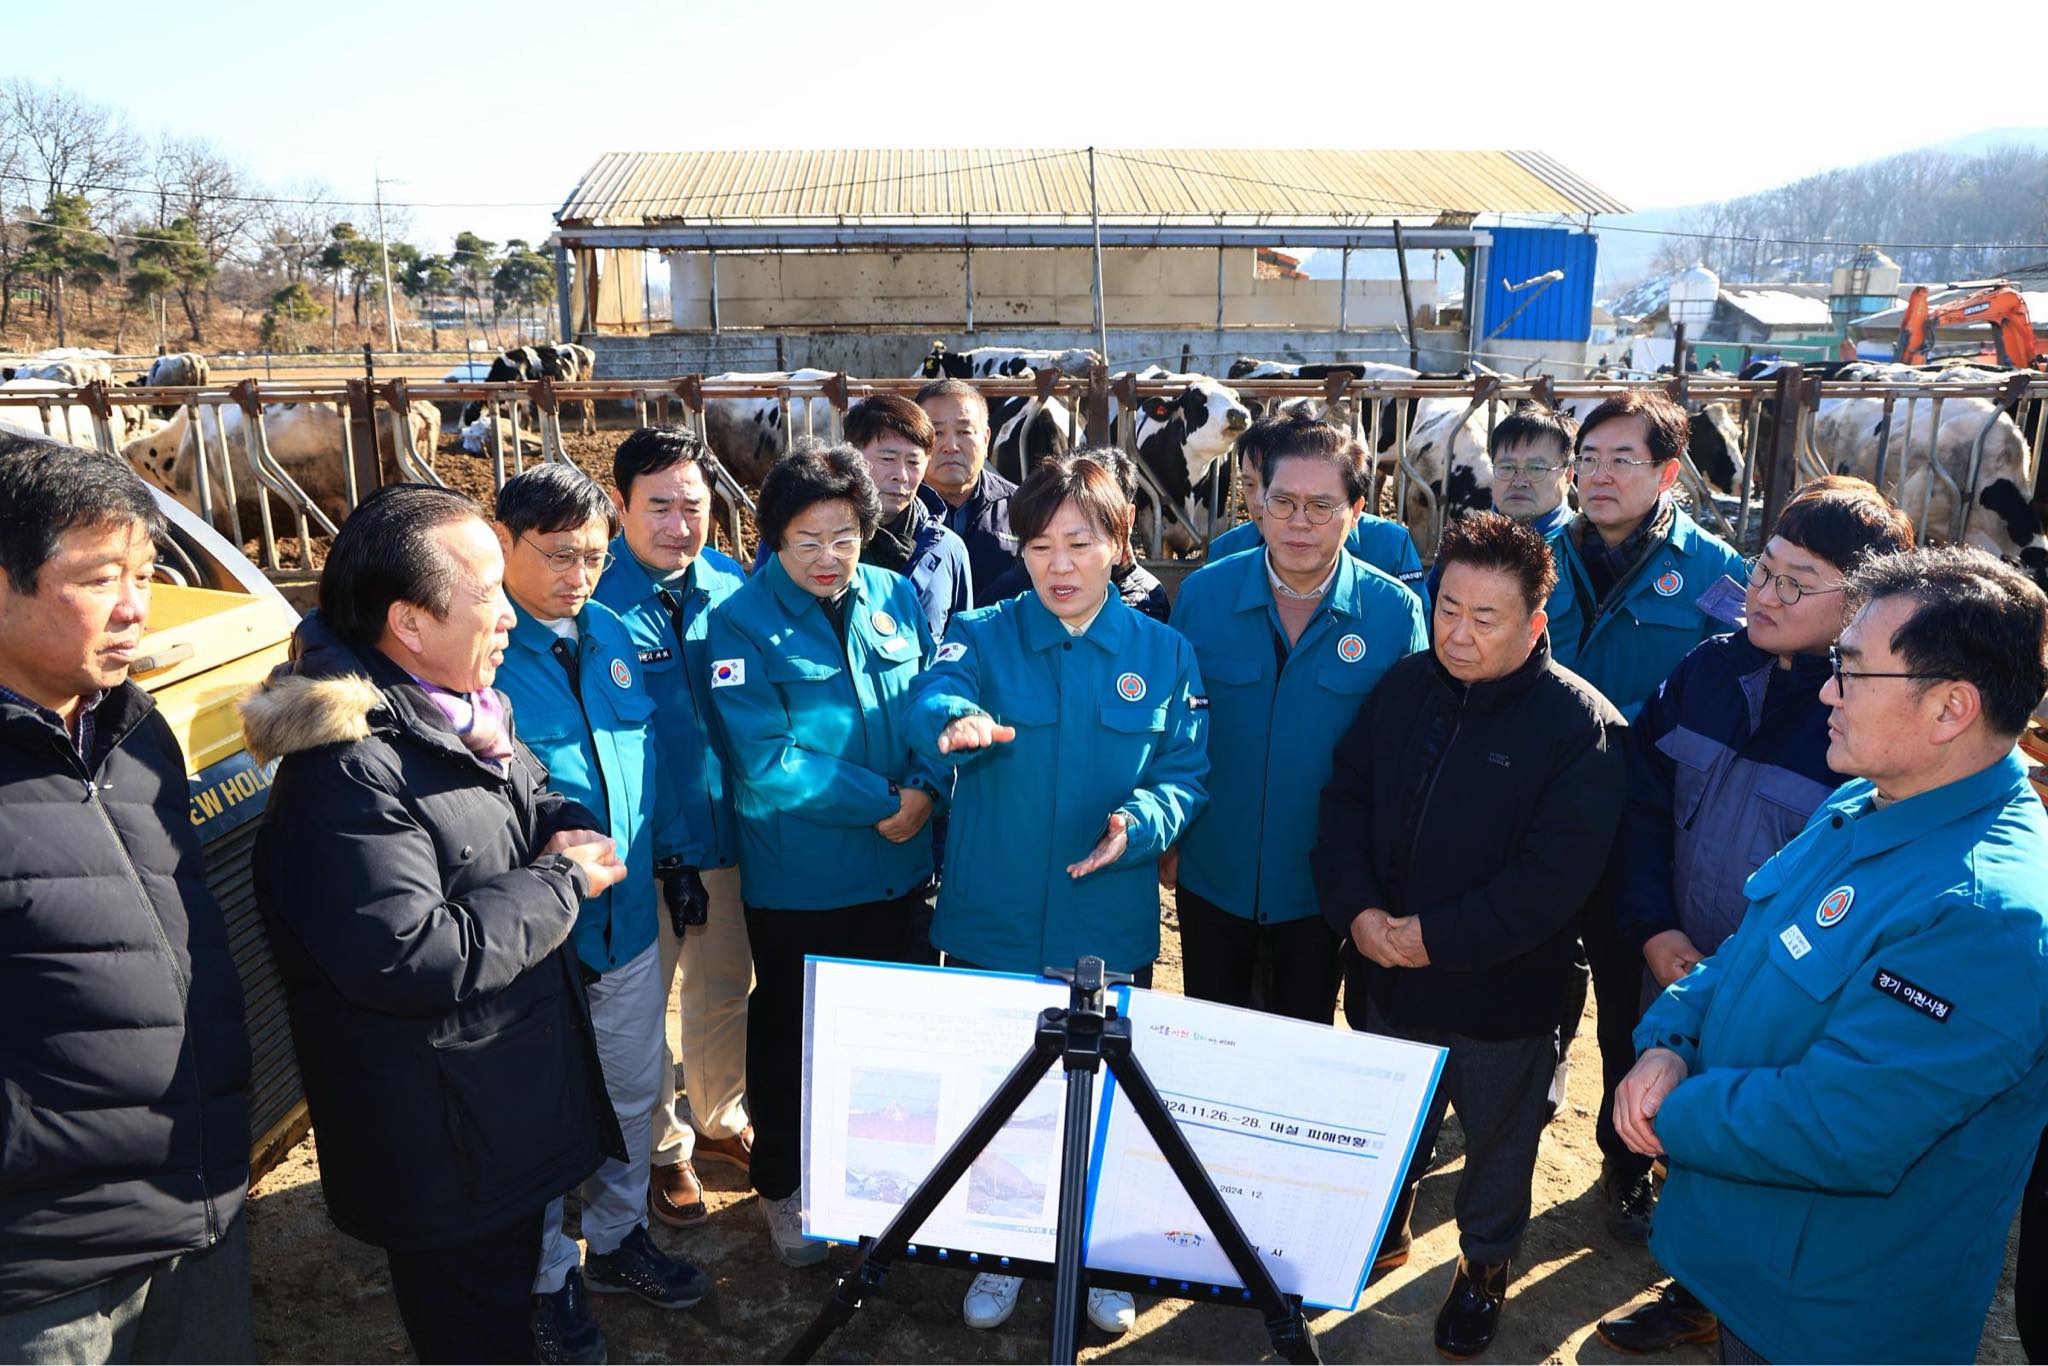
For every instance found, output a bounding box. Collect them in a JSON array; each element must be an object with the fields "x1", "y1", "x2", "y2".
[
  {"x1": 0, "y1": 679, "x2": 153, "y2": 770},
  {"x1": 1428, "y1": 631, "x2": 1555, "y2": 713},
  {"x1": 763, "y1": 551, "x2": 868, "y2": 620},
  {"x1": 1234, "y1": 546, "x2": 1364, "y2": 621},
  {"x1": 1839, "y1": 748, "x2": 2034, "y2": 862},
  {"x1": 604, "y1": 536, "x2": 706, "y2": 608},
  {"x1": 508, "y1": 599, "x2": 583, "y2": 654},
  {"x1": 1020, "y1": 584, "x2": 1131, "y2": 654},
  {"x1": 288, "y1": 613, "x2": 496, "y2": 769}
]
